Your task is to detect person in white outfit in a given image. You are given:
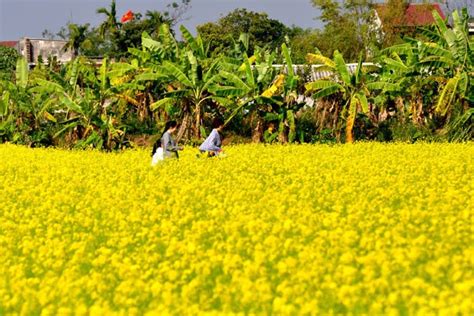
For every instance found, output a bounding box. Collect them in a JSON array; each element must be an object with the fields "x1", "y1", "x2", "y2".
[{"x1": 151, "y1": 121, "x2": 183, "y2": 165}]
